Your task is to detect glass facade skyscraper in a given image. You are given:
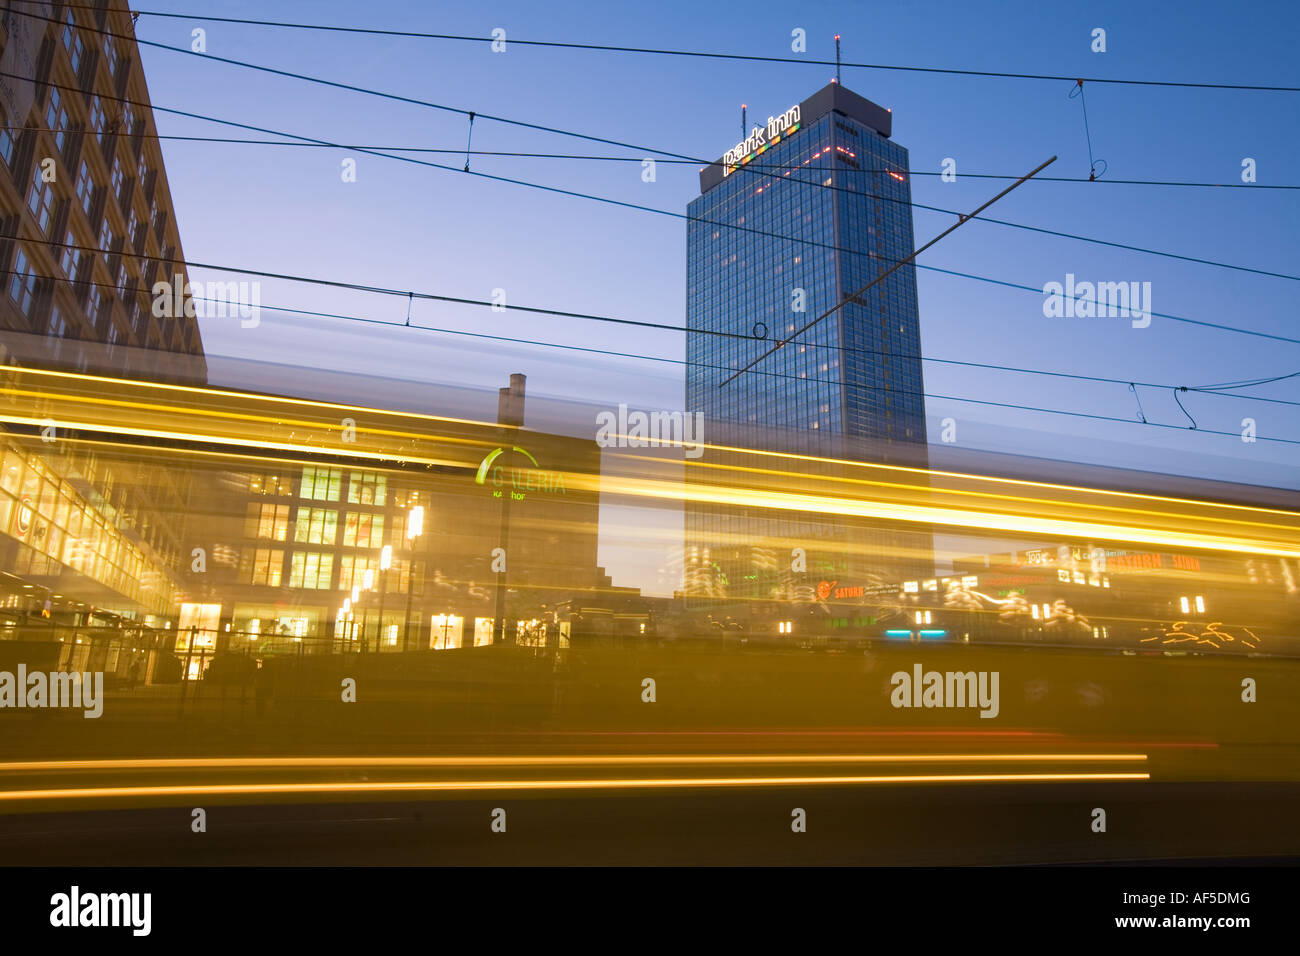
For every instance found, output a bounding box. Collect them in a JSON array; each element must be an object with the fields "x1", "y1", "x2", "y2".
[{"x1": 684, "y1": 82, "x2": 931, "y2": 612}]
